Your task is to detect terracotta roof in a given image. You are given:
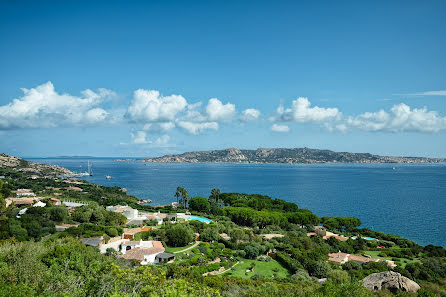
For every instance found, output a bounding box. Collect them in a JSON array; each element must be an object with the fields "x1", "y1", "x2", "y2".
[
  {"x1": 122, "y1": 247, "x2": 164, "y2": 261},
  {"x1": 152, "y1": 241, "x2": 164, "y2": 249},
  {"x1": 123, "y1": 228, "x2": 141, "y2": 234},
  {"x1": 348, "y1": 255, "x2": 370, "y2": 263}
]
